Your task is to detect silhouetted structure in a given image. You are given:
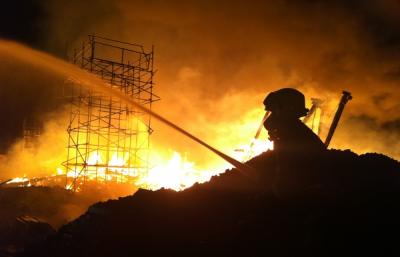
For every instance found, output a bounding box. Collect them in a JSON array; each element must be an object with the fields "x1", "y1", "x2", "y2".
[
  {"x1": 63, "y1": 35, "x2": 159, "y2": 191},
  {"x1": 262, "y1": 88, "x2": 326, "y2": 197},
  {"x1": 325, "y1": 91, "x2": 352, "y2": 147}
]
